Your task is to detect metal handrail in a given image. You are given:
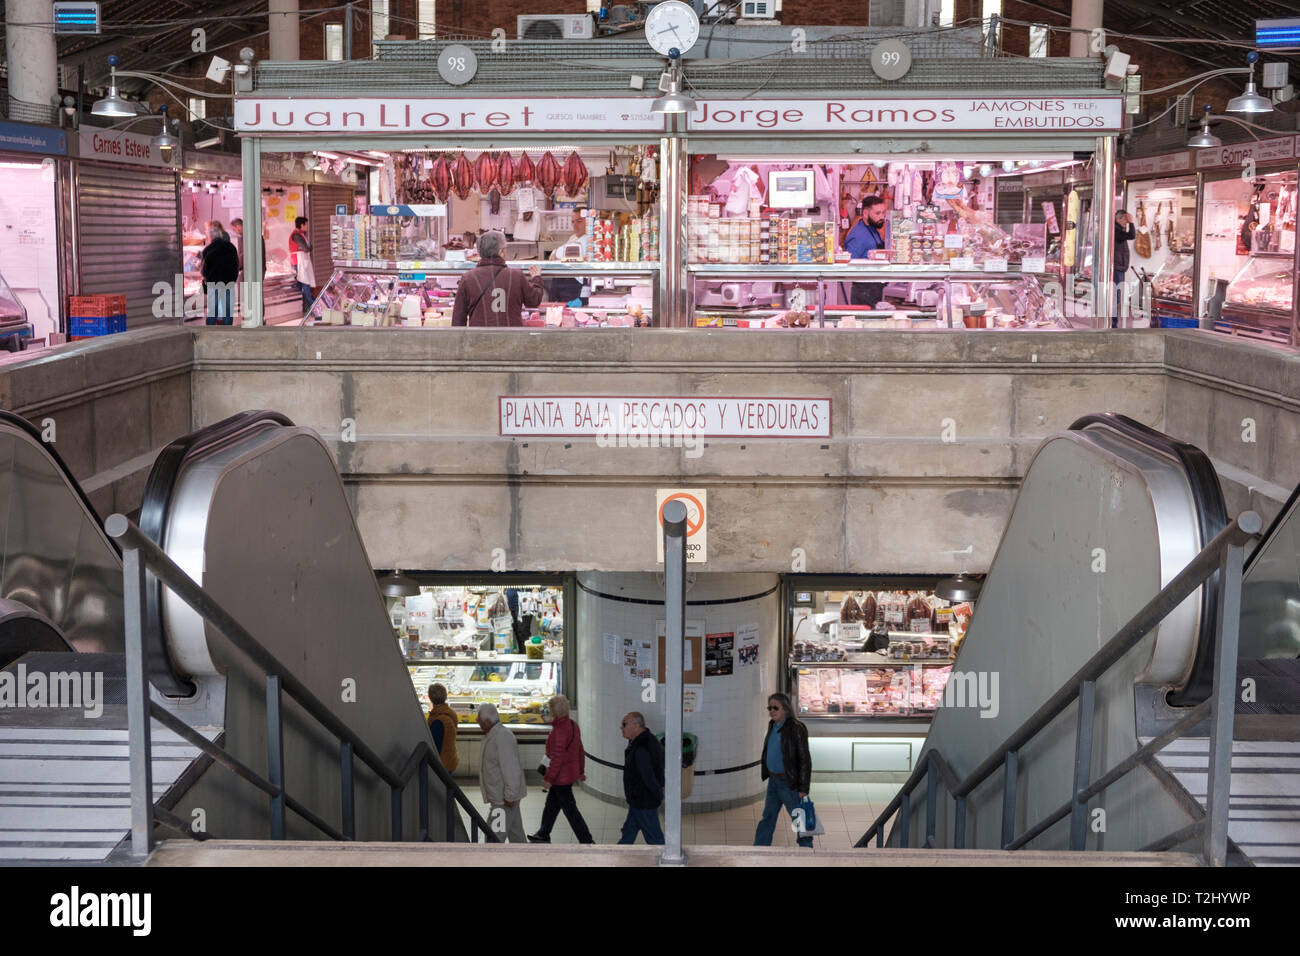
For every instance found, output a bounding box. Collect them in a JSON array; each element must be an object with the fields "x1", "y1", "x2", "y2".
[
  {"x1": 106, "y1": 513, "x2": 500, "y2": 856},
  {"x1": 856, "y1": 511, "x2": 1262, "y2": 865}
]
